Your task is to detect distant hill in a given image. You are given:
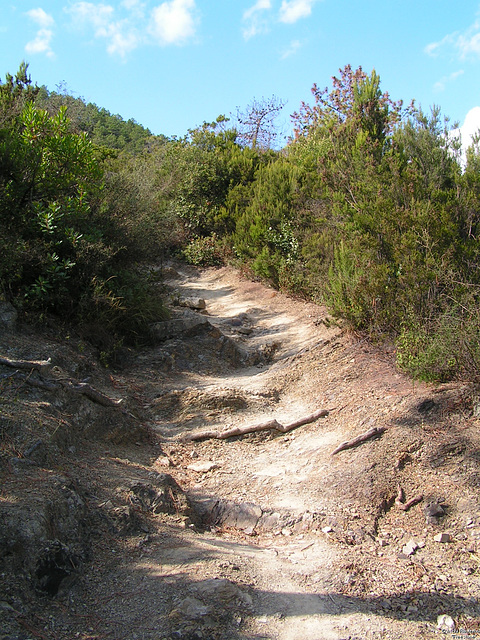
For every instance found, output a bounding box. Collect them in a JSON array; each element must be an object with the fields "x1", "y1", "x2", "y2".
[{"x1": 36, "y1": 85, "x2": 168, "y2": 154}]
